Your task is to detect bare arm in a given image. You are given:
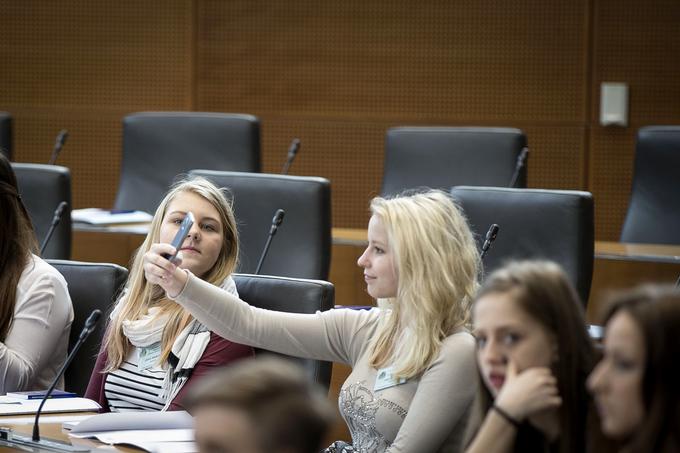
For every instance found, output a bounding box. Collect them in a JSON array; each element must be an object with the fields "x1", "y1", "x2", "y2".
[{"x1": 143, "y1": 243, "x2": 374, "y2": 365}]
